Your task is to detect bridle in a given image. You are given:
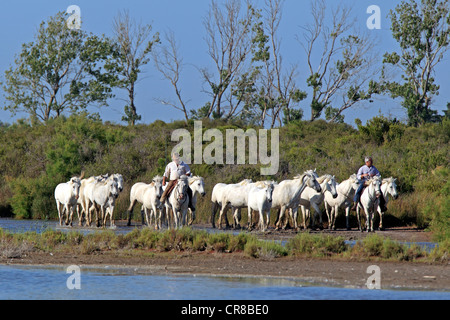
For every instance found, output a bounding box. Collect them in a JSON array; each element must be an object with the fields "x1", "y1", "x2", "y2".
[{"x1": 174, "y1": 180, "x2": 188, "y2": 206}]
